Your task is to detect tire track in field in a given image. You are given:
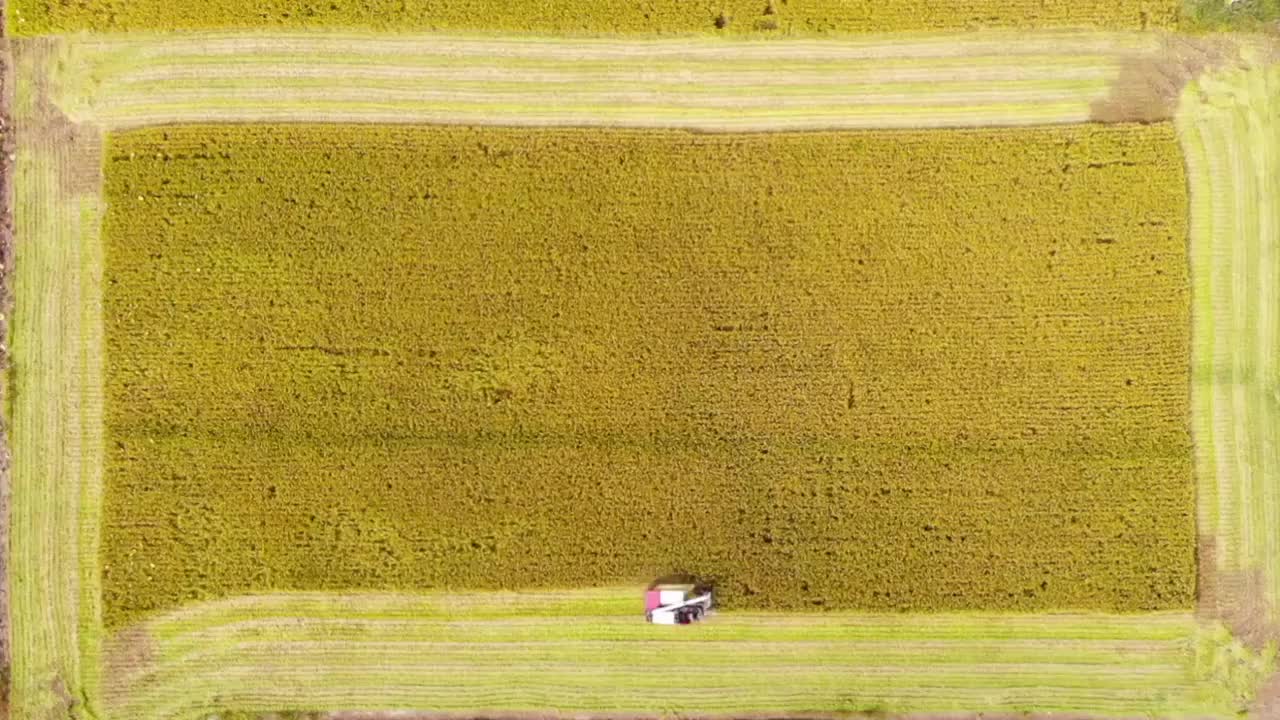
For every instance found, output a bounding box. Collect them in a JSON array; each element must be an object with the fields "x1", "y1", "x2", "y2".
[{"x1": 37, "y1": 31, "x2": 1189, "y2": 131}]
